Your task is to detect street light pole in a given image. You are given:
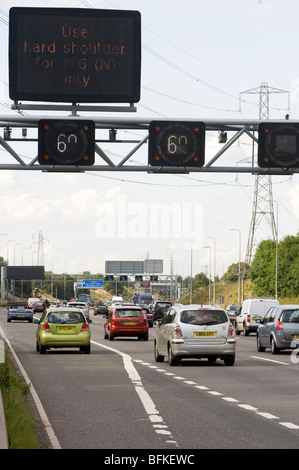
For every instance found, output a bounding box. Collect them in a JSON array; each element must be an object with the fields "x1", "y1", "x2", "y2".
[
  {"x1": 230, "y1": 229, "x2": 241, "y2": 304},
  {"x1": 273, "y1": 200, "x2": 278, "y2": 300},
  {"x1": 202, "y1": 246, "x2": 211, "y2": 303},
  {"x1": 207, "y1": 237, "x2": 216, "y2": 304},
  {"x1": 188, "y1": 240, "x2": 195, "y2": 303}
]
